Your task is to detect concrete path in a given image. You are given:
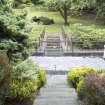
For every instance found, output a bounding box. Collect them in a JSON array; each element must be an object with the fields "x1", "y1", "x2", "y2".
[
  {"x1": 30, "y1": 56, "x2": 105, "y2": 71},
  {"x1": 33, "y1": 75, "x2": 80, "y2": 105}
]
